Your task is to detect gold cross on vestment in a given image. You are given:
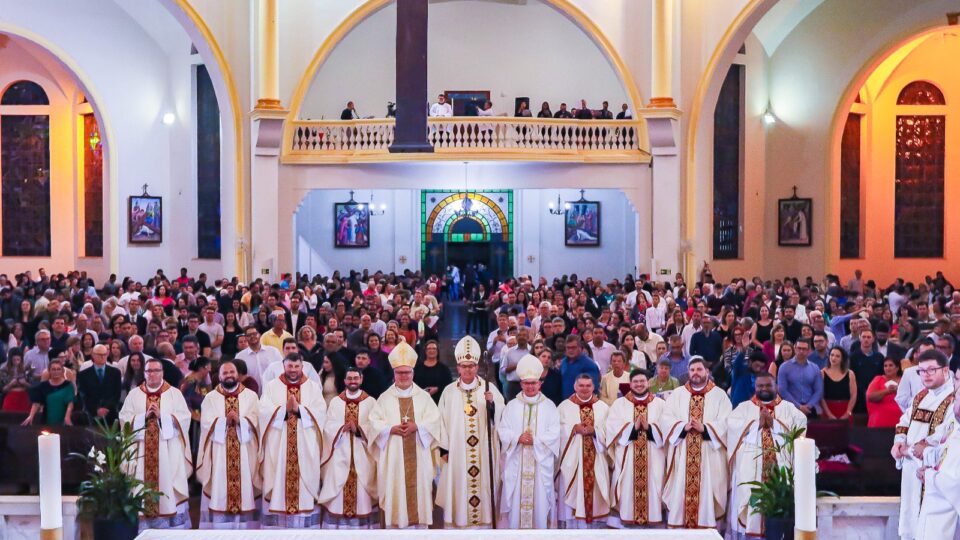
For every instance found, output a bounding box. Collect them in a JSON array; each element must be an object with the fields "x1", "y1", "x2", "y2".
[{"x1": 402, "y1": 415, "x2": 410, "y2": 423}]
